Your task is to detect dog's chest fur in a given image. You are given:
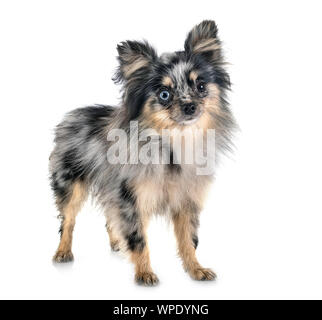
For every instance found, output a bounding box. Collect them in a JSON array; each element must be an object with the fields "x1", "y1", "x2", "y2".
[{"x1": 132, "y1": 163, "x2": 213, "y2": 216}]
